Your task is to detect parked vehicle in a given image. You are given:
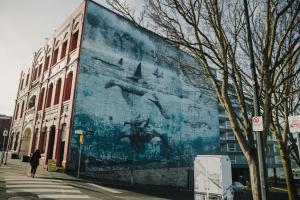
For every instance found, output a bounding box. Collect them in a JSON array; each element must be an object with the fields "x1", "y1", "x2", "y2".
[{"x1": 194, "y1": 155, "x2": 234, "y2": 200}]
